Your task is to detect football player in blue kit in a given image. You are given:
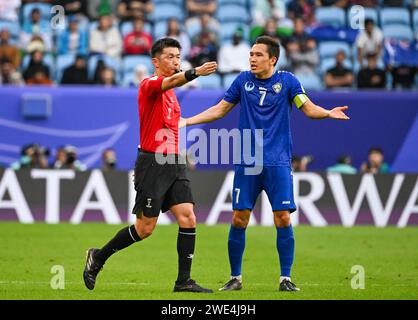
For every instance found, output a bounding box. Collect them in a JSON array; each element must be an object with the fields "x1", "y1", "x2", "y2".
[{"x1": 181, "y1": 36, "x2": 350, "y2": 292}]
